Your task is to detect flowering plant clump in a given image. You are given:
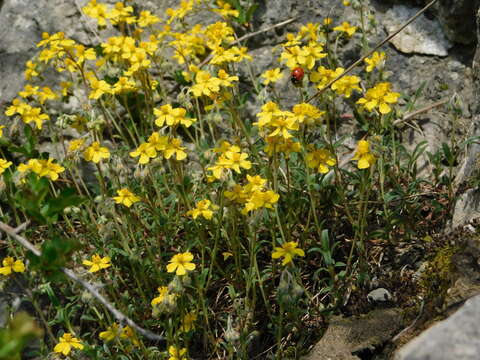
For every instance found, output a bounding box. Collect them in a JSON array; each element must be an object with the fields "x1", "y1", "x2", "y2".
[{"x1": 0, "y1": 0, "x2": 457, "y2": 358}]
